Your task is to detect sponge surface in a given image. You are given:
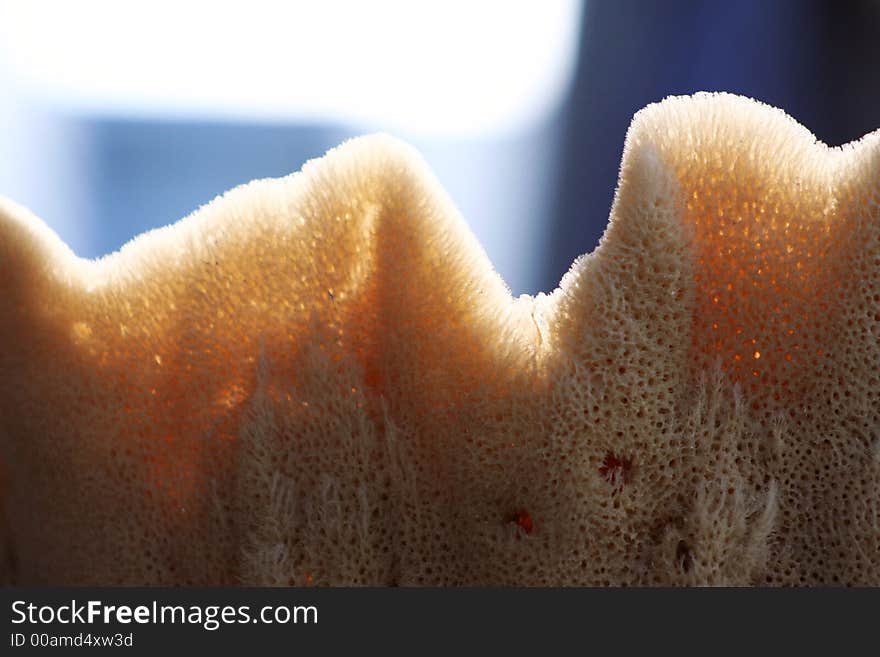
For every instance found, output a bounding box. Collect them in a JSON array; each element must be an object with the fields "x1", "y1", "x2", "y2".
[{"x1": 0, "y1": 93, "x2": 877, "y2": 585}]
